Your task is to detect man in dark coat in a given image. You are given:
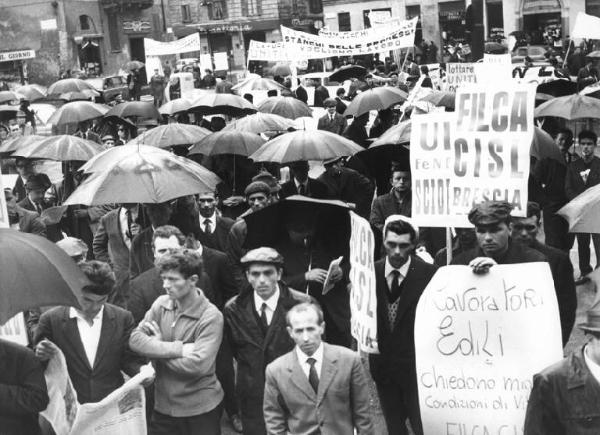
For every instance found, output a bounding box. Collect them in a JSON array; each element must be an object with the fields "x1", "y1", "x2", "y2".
[
  {"x1": 35, "y1": 261, "x2": 146, "y2": 404},
  {"x1": 4, "y1": 188, "x2": 46, "y2": 237},
  {"x1": 565, "y1": 130, "x2": 600, "y2": 284},
  {"x1": 196, "y1": 191, "x2": 234, "y2": 252},
  {"x1": 317, "y1": 98, "x2": 347, "y2": 135},
  {"x1": 280, "y1": 161, "x2": 328, "y2": 199},
  {"x1": 370, "y1": 165, "x2": 412, "y2": 232},
  {"x1": 294, "y1": 80, "x2": 308, "y2": 104},
  {"x1": 12, "y1": 157, "x2": 51, "y2": 203},
  {"x1": 0, "y1": 339, "x2": 48, "y2": 435},
  {"x1": 313, "y1": 82, "x2": 330, "y2": 108},
  {"x1": 370, "y1": 217, "x2": 437, "y2": 435},
  {"x1": 335, "y1": 88, "x2": 347, "y2": 114},
  {"x1": 524, "y1": 303, "x2": 600, "y2": 434},
  {"x1": 451, "y1": 201, "x2": 547, "y2": 272},
  {"x1": 17, "y1": 174, "x2": 61, "y2": 242},
  {"x1": 224, "y1": 248, "x2": 310, "y2": 435}
]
